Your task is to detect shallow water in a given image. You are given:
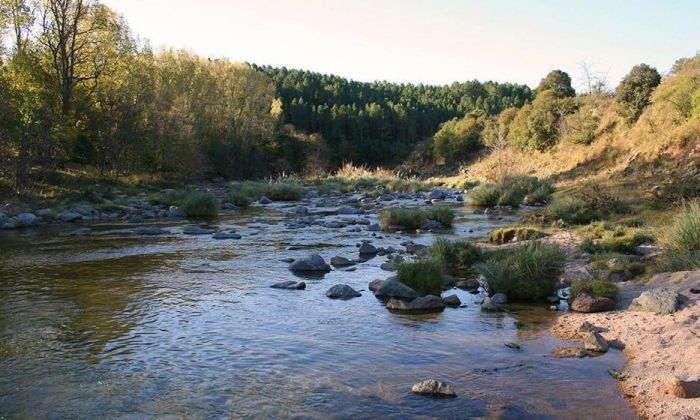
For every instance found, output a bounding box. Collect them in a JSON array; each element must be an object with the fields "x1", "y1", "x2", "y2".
[{"x1": 0, "y1": 201, "x2": 636, "y2": 418}]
